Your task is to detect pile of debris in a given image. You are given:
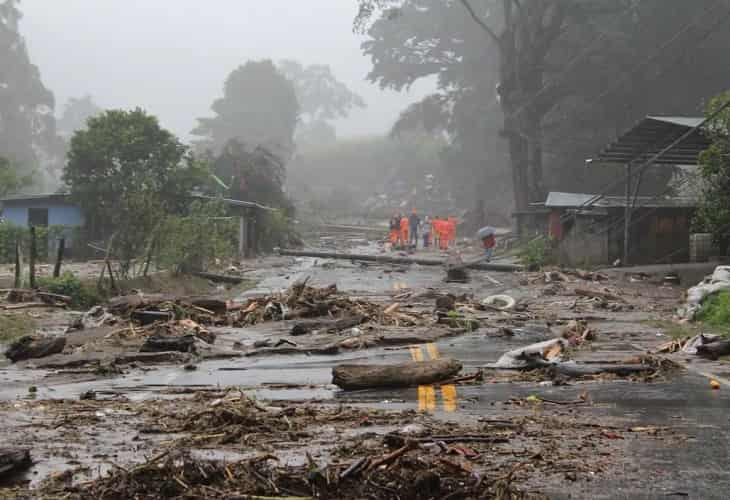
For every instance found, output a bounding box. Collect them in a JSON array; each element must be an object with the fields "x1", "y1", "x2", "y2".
[{"x1": 0, "y1": 288, "x2": 71, "y2": 309}]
